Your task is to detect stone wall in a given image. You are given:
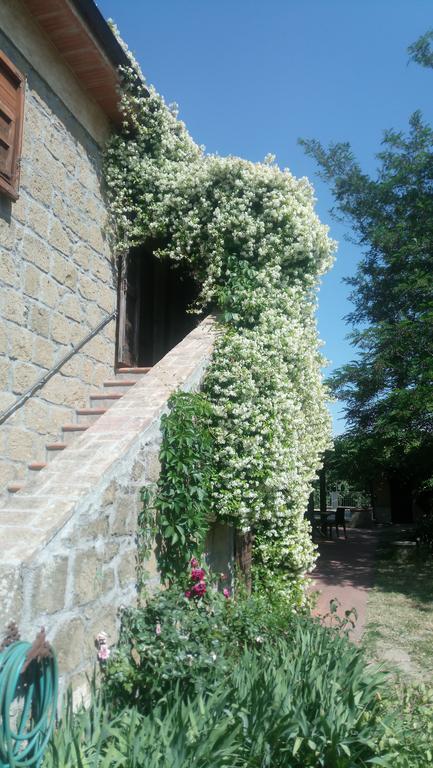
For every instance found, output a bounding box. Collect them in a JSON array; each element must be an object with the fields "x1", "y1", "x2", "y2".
[
  {"x1": 0, "y1": 319, "x2": 215, "y2": 698},
  {"x1": 0, "y1": 10, "x2": 116, "y2": 492}
]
